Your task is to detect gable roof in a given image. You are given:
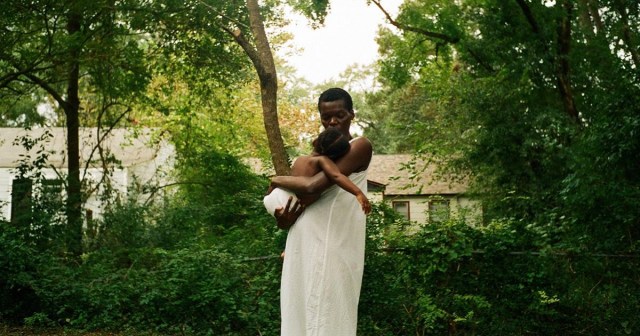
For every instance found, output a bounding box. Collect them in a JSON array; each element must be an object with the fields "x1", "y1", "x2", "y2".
[
  {"x1": 0, "y1": 127, "x2": 163, "y2": 169},
  {"x1": 367, "y1": 154, "x2": 469, "y2": 195}
]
